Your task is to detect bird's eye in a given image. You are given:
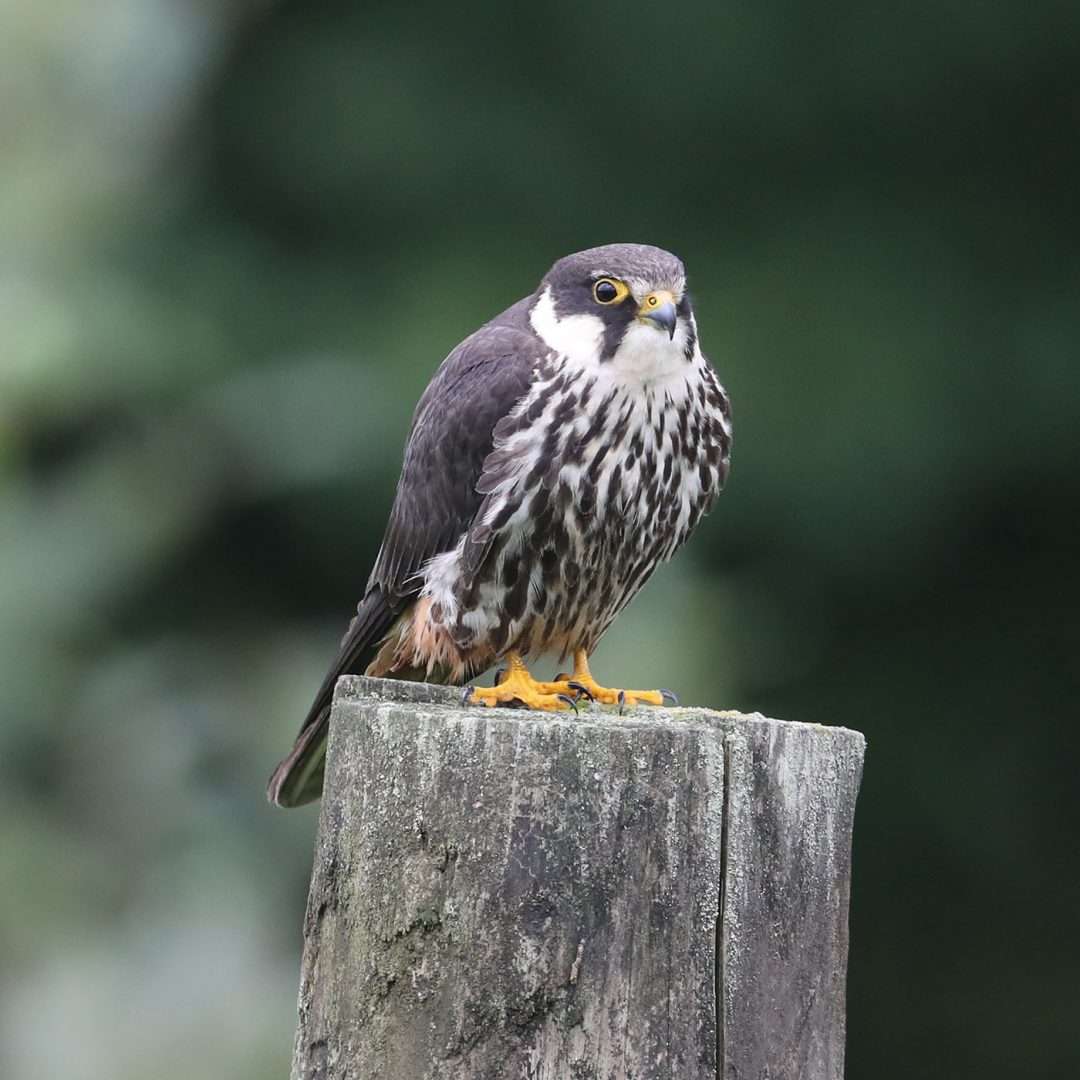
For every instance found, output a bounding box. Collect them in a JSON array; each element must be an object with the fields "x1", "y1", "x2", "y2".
[{"x1": 593, "y1": 278, "x2": 623, "y2": 304}]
